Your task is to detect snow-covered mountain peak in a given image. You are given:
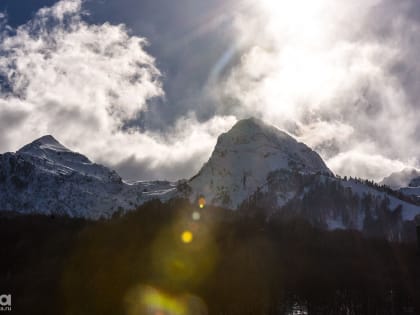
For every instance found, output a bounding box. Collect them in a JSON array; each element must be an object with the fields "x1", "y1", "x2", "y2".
[
  {"x1": 216, "y1": 117, "x2": 294, "y2": 148},
  {"x1": 17, "y1": 135, "x2": 91, "y2": 164},
  {"x1": 189, "y1": 118, "x2": 332, "y2": 208},
  {"x1": 18, "y1": 135, "x2": 71, "y2": 155},
  {"x1": 0, "y1": 136, "x2": 176, "y2": 219},
  {"x1": 15, "y1": 135, "x2": 116, "y2": 182},
  {"x1": 223, "y1": 117, "x2": 273, "y2": 136}
]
